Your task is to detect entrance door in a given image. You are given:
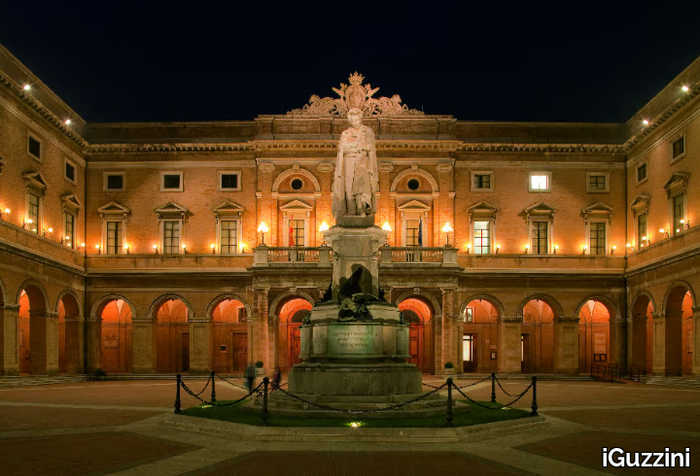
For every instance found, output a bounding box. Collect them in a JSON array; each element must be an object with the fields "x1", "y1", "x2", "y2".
[
  {"x1": 181, "y1": 333, "x2": 190, "y2": 372},
  {"x1": 231, "y1": 332, "x2": 247, "y2": 373},
  {"x1": 408, "y1": 323, "x2": 423, "y2": 369},
  {"x1": 463, "y1": 334, "x2": 476, "y2": 372},
  {"x1": 289, "y1": 324, "x2": 302, "y2": 367},
  {"x1": 521, "y1": 334, "x2": 531, "y2": 373}
]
